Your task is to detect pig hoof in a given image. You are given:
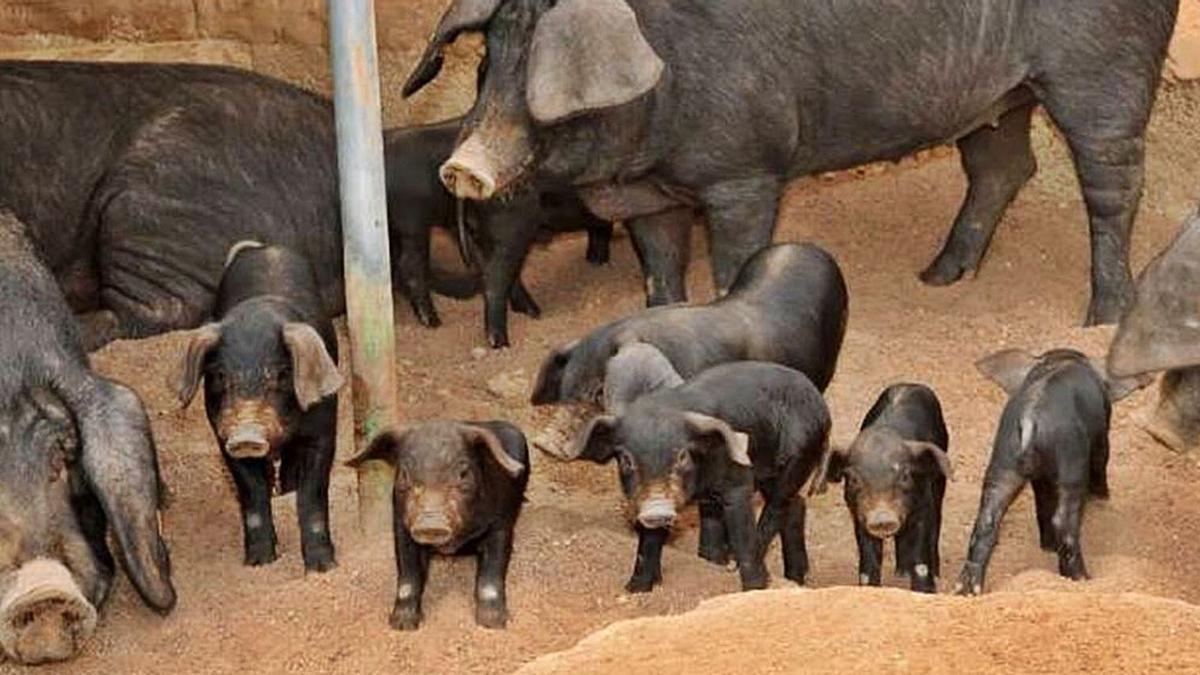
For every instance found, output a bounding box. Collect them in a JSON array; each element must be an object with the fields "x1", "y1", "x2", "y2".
[
  {"x1": 740, "y1": 573, "x2": 770, "y2": 591},
  {"x1": 1084, "y1": 294, "x2": 1128, "y2": 327},
  {"x1": 389, "y1": 604, "x2": 422, "y2": 631},
  {"x1": 624, "y1": 576, "x2": 657, "y2": 594},
  {"x1": 413, "y1": 303, "x2": 442, "y2": 328},
  {"x1": 475, "y1": 602, "x2": 508, "y2": 630},
  {"x1": 303, "y1": 553, "x2": 337, "y2": 574},
  {"x1": 919, "y1": 257, "x2": 970, "y2": 287},
  {"x1": 697, "y1": 546, "x2": 730, "y2": 566},
  {"x1": 955, "y1": 565, "x2": 985, "y2": 596},
  {"x1": 244, "y1": 543, "x2": 279, "y2": 567},
  {"x1": 488, "y1": 333, "x2": 511, "y2": 349}
]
